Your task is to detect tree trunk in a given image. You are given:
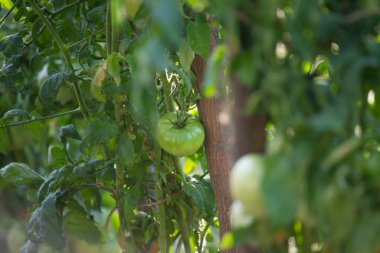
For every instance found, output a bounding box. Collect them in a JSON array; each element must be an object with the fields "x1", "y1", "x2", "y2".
[
  {"x1": 231, "y1": 77, "x2": 267, "y2": 161},
  {"x1": 191, "y1": 55, "x2": 234, "y2": 251}
]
